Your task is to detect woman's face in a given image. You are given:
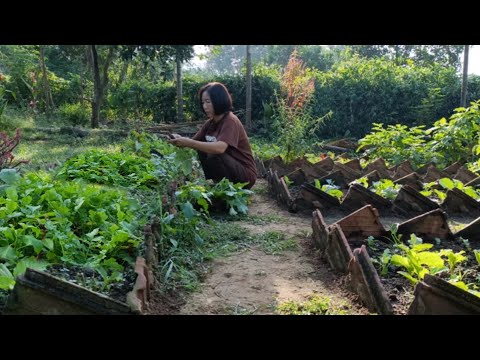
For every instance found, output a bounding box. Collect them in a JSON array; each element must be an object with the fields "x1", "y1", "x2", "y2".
[{"x1": 201, "y1": 91, "x2": 214, "y2": 119}]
